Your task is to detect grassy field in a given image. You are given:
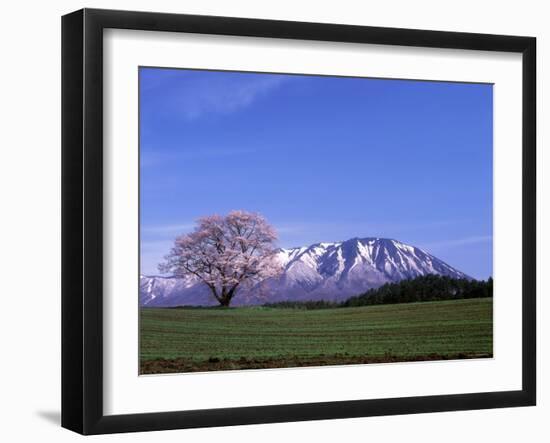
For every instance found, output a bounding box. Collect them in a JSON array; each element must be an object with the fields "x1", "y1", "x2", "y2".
[{"x1": 140, "y1": 297, "x2": 493, "y2": 374}]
